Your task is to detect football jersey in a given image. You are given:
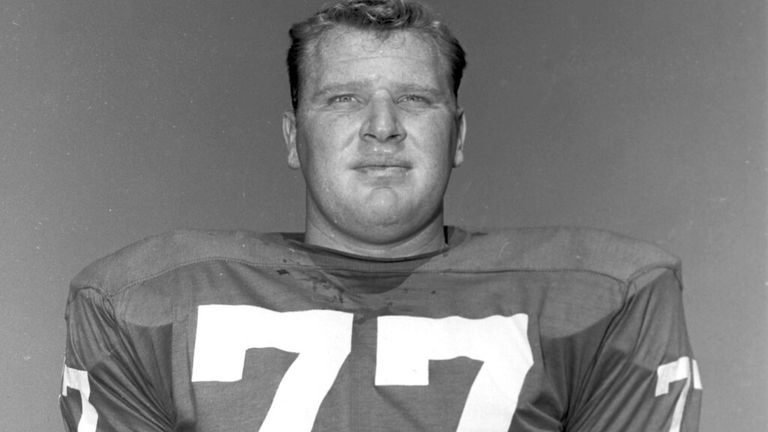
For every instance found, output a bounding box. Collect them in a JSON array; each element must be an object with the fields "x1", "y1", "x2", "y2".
[{"x1": 60, "y1": 226, "x2": 701, "y2": 431}]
